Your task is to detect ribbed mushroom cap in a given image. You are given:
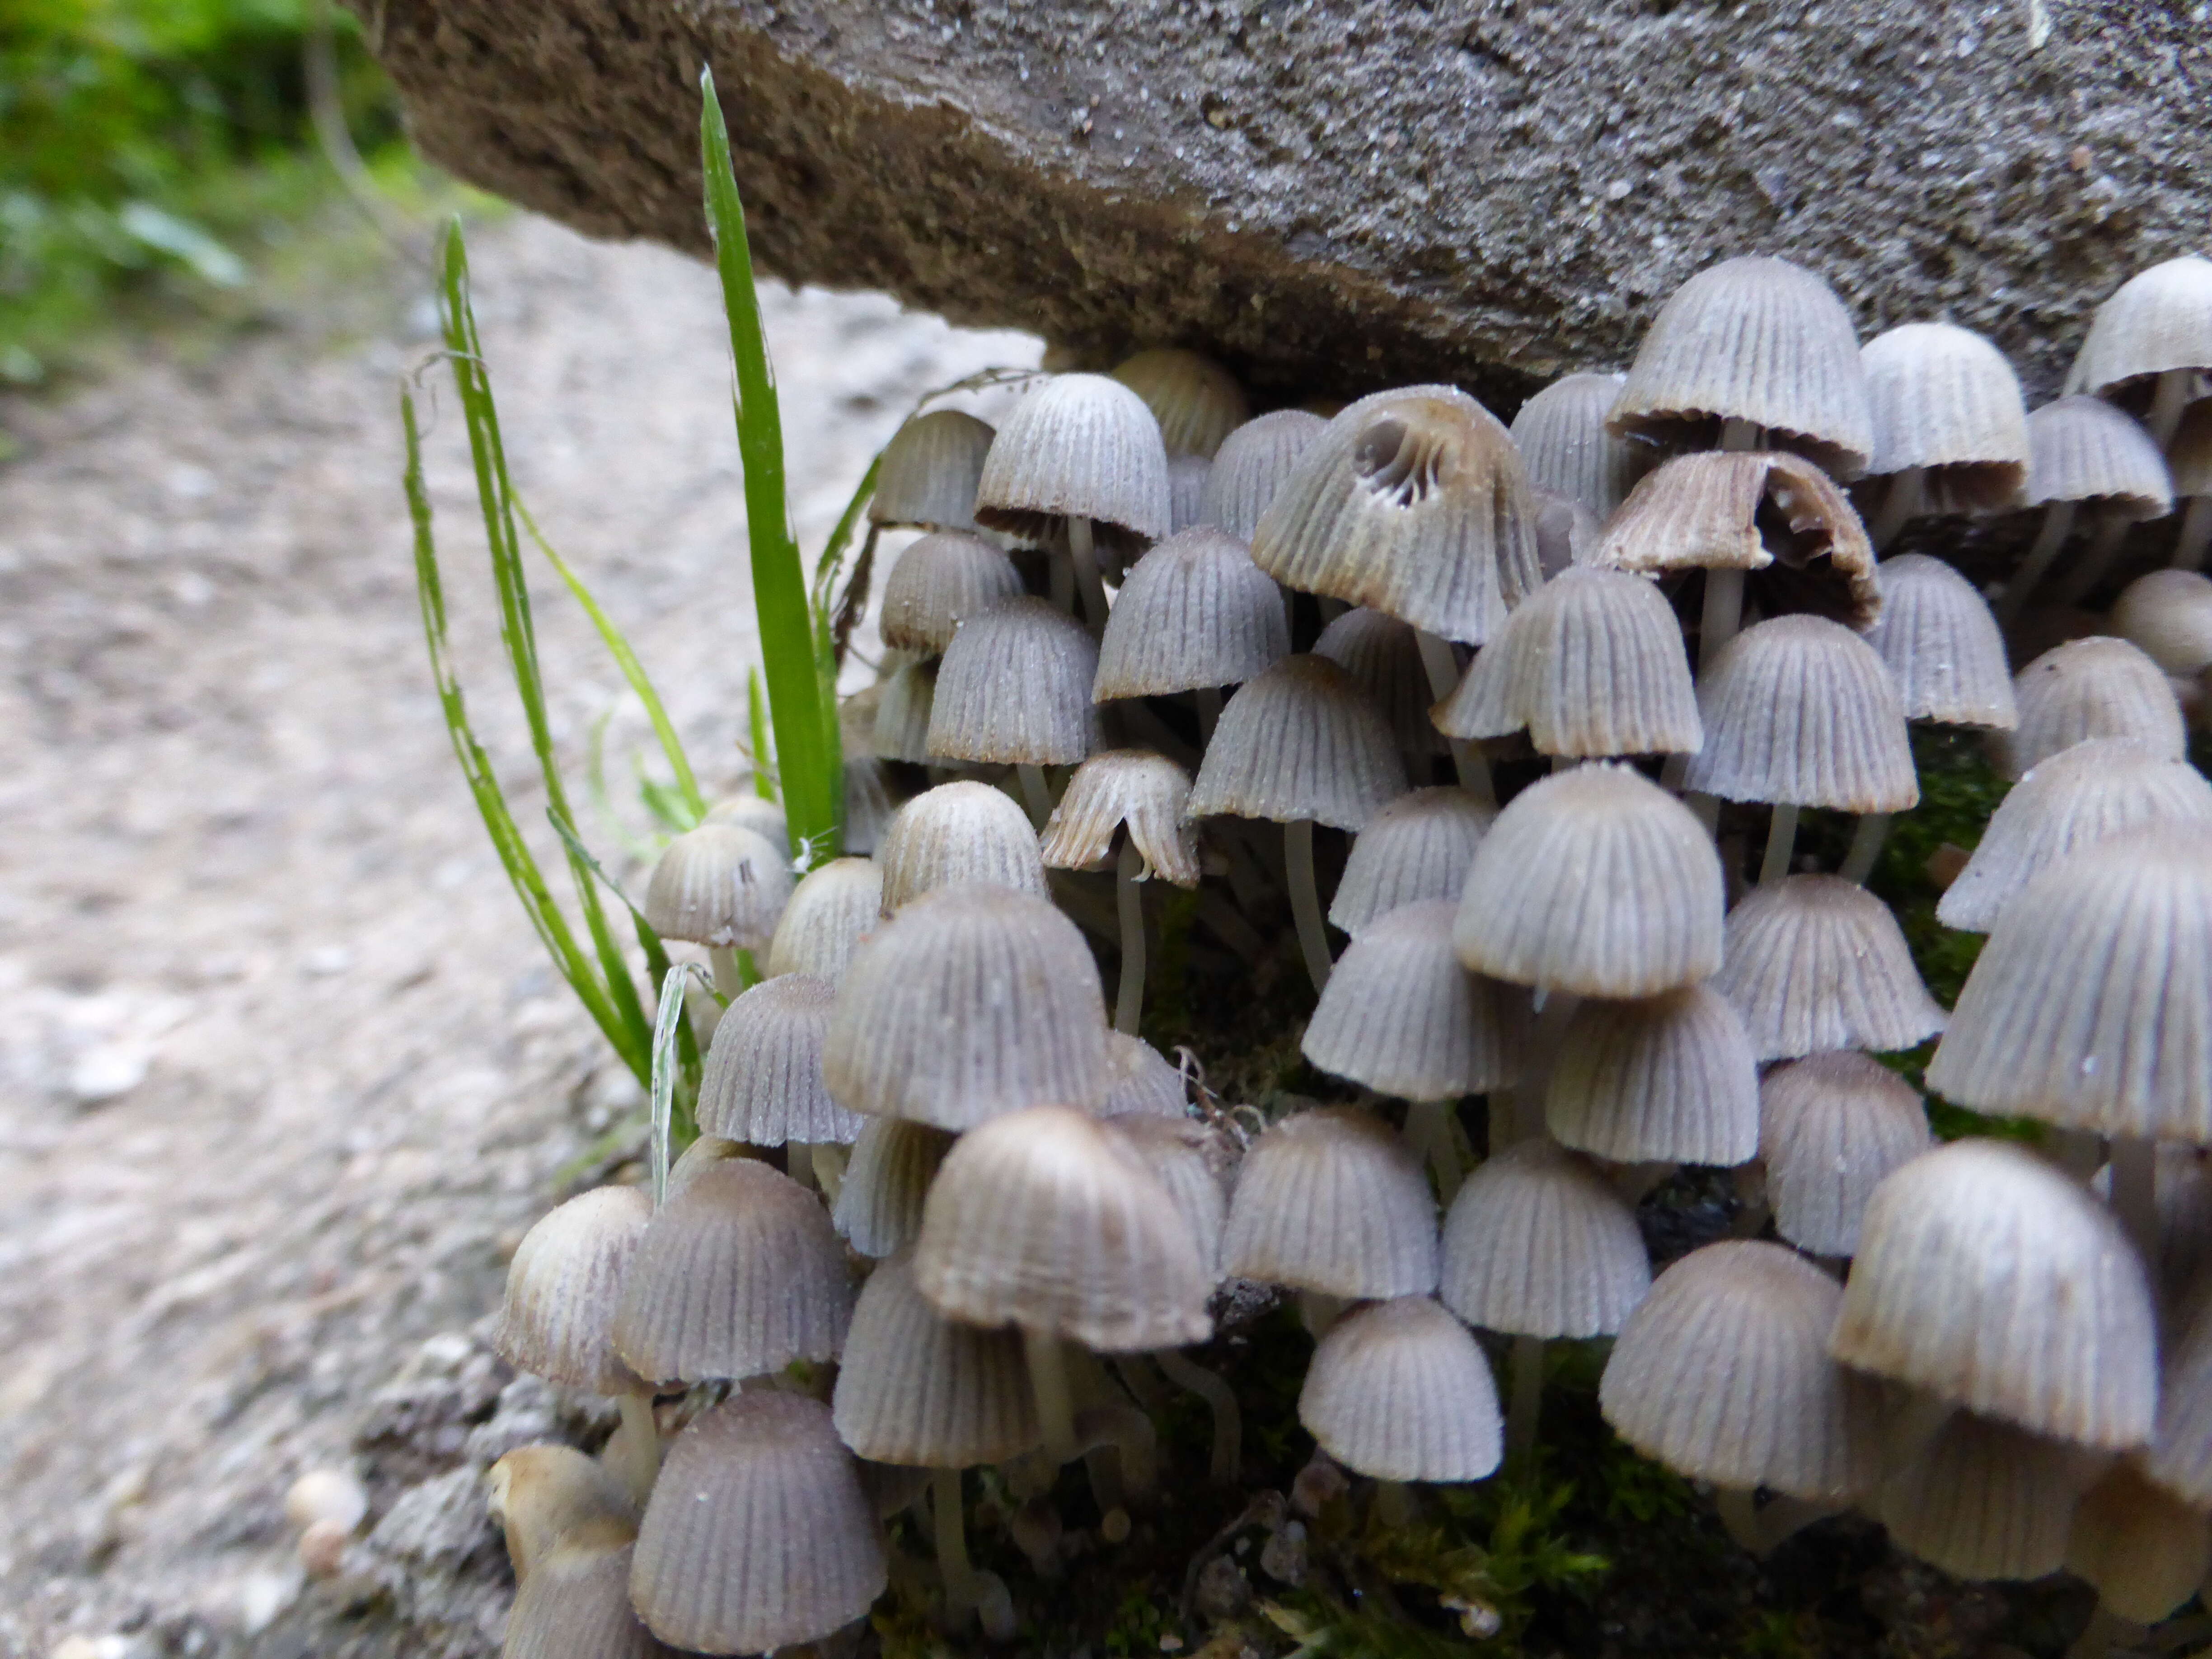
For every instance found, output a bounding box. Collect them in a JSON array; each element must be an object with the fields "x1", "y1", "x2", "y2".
[
  {"x1": 2022, "y1": 396, "x2": 2174, "y2": 516},
  {"x1": 2066, "y1": 1460, "x2": 2211, "y2": 1623},
  {"x1": 503, "y1": 1523, "x2": 673, "y2": 1659},
  {"x1": 1329, "y1": 787, "x2": 1495, "y2": 938},
  {"x1": 1166, "y1": 452, "x2": 1211, "y2": 538},
  {"x1": 1221, "y1": 1106, "x2": 1438, "y2": 1298},
  {"x1": 1110, "y1": 347, "x2": 1249, "y2": 459},
  {"x1": 1715, "y1": 876, "x2": 1946, "y2": 1061},
  {"x1": 1303, "y1": 900, "x2": 1532, "y2": 1101},
  {"x1": 1927, "y1": 832, "x2": 2212, "y2": 1140},
  {"x1": 2148, "y1": 1299, "x2": 2212, "y2": 1505},
  {"x1": 1434, "y1": 565, "x2": 1702, "y2": 757},
  {"x1": 872, "y1": 654, "x2": 936, "y2": 764},
  {"x1": 611, "y1": 1158, "x2": 853, "y2": 1387},
  {"x1": 1040, "y1": 749, "x2": 1200, "y2": 886},
  {"x1": 1201, "y1": 408, "x2": 1329, "y2": 540},
  {"x1": 927, "y1": 596, "x2": 1100, "y2": 766},
  {"x1": 878, "y1": 781, "x2": 1047, "y2": 911},
  {"x1": 831, "y1": 1254, "x2": 1040, "y2": 1468},
  {"x1": 1252, "y1": 384, "x2": 1540, "y2": 643},
  {"x1": 975, "y1": 371, "x2": 1171, "y2": 554},
  {"x1": 489, "y1": 1444, "x2": 638, "y2": 1583},
  {"x1": 1101, "y1": 1031, "x2": 1188, "y2": 1119},
  {"x1": 2113, "y1": 568, "x2": 2212, "y2": 678},
  {"x1": 913, "y1": 1105, "x2": 1212, "y2": 1350},
  {"x1": 1683, "y1": 614, "x2": 1919, "y2": 811},
  {"x1": 1992, "y1": 635, "x2": 2187, "y2": 780},
  {"x1": 1832, "y1": 1139, "x2": 2159, "y2": 1447},
  {"x1": 1298, "y1": 1297, "x2": 1504, "y2": 1483},
  {"x1": 1092, "y1": 526, "x2": 1291, "y2": 698},
  {"x1": 1863, "y1": 554, "x2": 2019, "y2": 729},
  {"x1": 704, "y1": 793, "x2": 788, "y2": 852},
  {"x1": 697, "y1": 974, "x2": 866, "y2": 1146},
  {"x1": 766, "y1": 857, "x2": 882, "y2": 984},
  {"x1": 871, "y1": 408, "x2": 994, "y2": 532},
  {"x1": 1608, "y1": 255, "x2": 1873, "y2": 476},
  {"x1": 1535, "y1": 489, "x2": 1603, "y2": 577},
  {"x1": 1876, "y1": 1410, "x2": 2084, "y2": 1582},
  {"x1": 1545, "y1": 985, "x2": 1759, "y2": 1167},
  {"x1": 1510, "y1": 370, "x2": 1642, "y2": 520},
  {"x1": 1859, "y1": 322, "x2": 2030, "y2": 511},
  {"x1": 1758, "y1": 1052, "x2": 1932, "y2": 1257},
  {"x1": 1104, "y1": 1114, "x2": 1231, "y2": 1278},
  {"x1": 496, "y1": 1186, "x2": 652, "y2": 1394},
  {"x1": 1453, "y1": 763, "x2": 1725, "y2": 998},
  {"x1": 1315, "y1": 606, "x2": 1448, "y2": 759},
  {"x1": 1599, "y1": 1240, "x2": 1879, "y2": 1500},
  {"x1": 1186, "y1": 654, "x2": 1408, "y2": 830},
  {"x1": 630, "y1": 1392, "x2": 886, "y2": 1654},
  {"x1": 832, "y1": 1118, "x2": 951, "y2": 1259},
  {"x1": 847, "y1": 757, "x2": 895, "y2": 853},
  {"x1": 824, "y1": 882, "x2": 1111, "y2": 1128},
  {"x1": 879, "y1": 531, "x2": 1025, "y2": 655},
  {"x1": 1440, "y1": 1139, "x2": 1650, "y2": 1338},
  {"x1": 2067, "y1": 255, "x2": 2212, "y2": 400},
  {"x1": 642, "y1": 822, "x2": 793, "y2": 950}
]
